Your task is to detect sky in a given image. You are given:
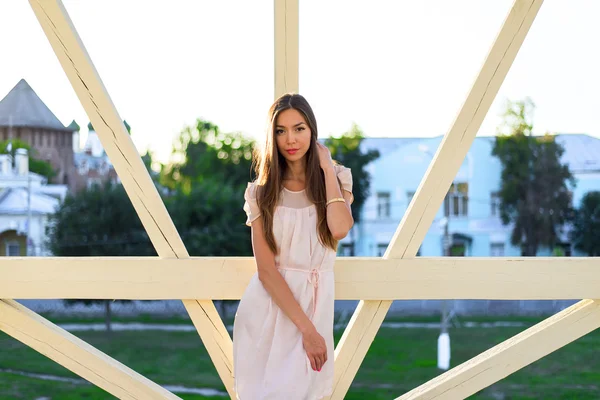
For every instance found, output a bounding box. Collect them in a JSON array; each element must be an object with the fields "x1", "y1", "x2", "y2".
[{"x1": 1, "y1": 0, "x2": 599, "y2": 163}]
